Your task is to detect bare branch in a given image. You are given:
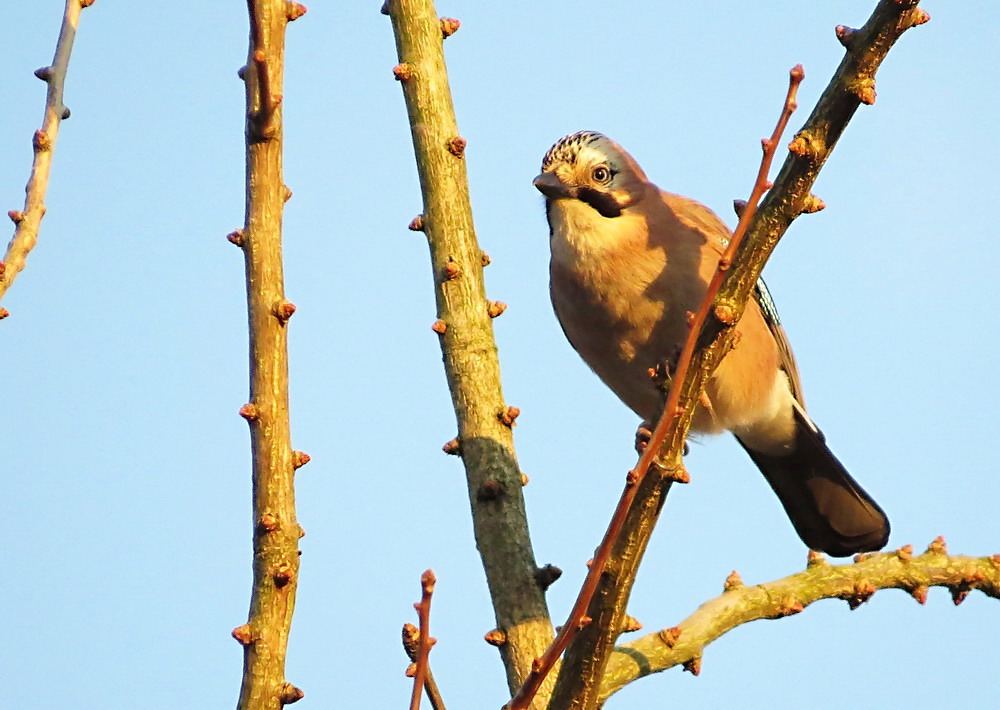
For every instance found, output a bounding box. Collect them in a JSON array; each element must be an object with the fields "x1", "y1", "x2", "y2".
[
  {"x1": 402, "y1": 622, "x2": 447, "y2": 710},
  {"x1": 600, "y1": 542, "x2": 999, "y2": 700},
  {"x1": 385, "y1": 0, "x2": 555, "y2": 704},
  {"x1": 234, "y1": 2, "x2": 305, "y2": 708},
  {"x1": 0, "y1": 0, "x2": 94, "y2": 312},
  {"x1": 408, "y1": 570, "x2": 440, "y2": 710}
]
